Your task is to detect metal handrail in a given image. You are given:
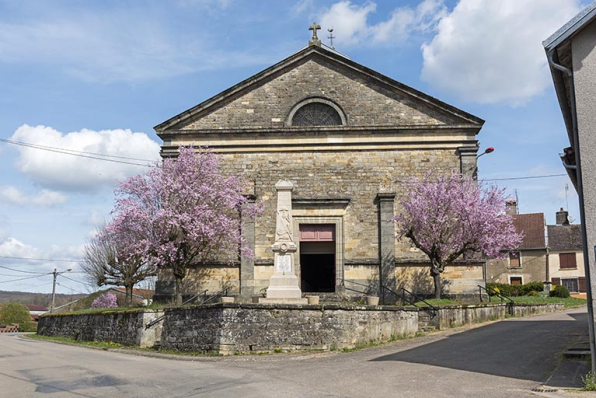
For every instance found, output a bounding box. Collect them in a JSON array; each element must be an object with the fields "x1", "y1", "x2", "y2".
[
  {"x1": 478, "y1": 284, "x2": 514, "y2": 304},
  {"x1": 336, "y1": 278, "x2": 438, "y2": 316},
  {"x1": 145, "y1": 289, "x2": 227, "y2": 329},
  {"x1": 400, "y1": 287, "x2": 439, "y2": 317}
]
